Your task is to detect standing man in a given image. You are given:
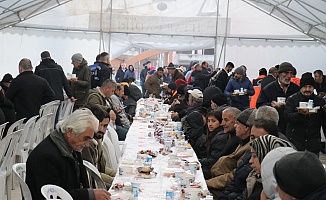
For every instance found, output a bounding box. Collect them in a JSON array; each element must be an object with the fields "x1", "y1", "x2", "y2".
[
  {"x1": 26, "y1": 108, "x2": 111, "y2": 200},
  {"x1": 6, "y1": 58, "x2": 54, "y2": 120},
  {"x1": 35, "y1": 51, "x2": 75, "y2": 102},
  {"x1": 260, "y1": 66, "x2": 278, "y2": 89},
  {"x1": 224, "y1": 66, "x2": 255, "y2": 111},
  {"x1": 167, "y1": 62, "x2": 185, "y2": 82},
  {"x1": 284, "y1": 73, "x2": 326, "y2": 155},
  {"x1": 115, "y1": 62, "x2": 127, "y2": 83},
  {"x1": 256, "y1": 62, "x2": 299, "y2": 134},
  {"x1": 140, "y1": 61, "x2": 150, "y2": 97},
  {"x1": 89, "y1": 52, "x2": 112, "y2": 88},
  {"x1": 191, "y1": 63, "x2": 218, "y2": 91},
  {"x1": 211, "y1": 62, "x2": 234, "y2": 92},
  {"x1": 144, "y1": 67, "x2": 164, "y2": 98},
  {"x1": 69, "y1": 53, "x2": 91, "y2": 110},
  {"x1": 314, "y1": 69, "x2": 326, "y2": 98}
]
